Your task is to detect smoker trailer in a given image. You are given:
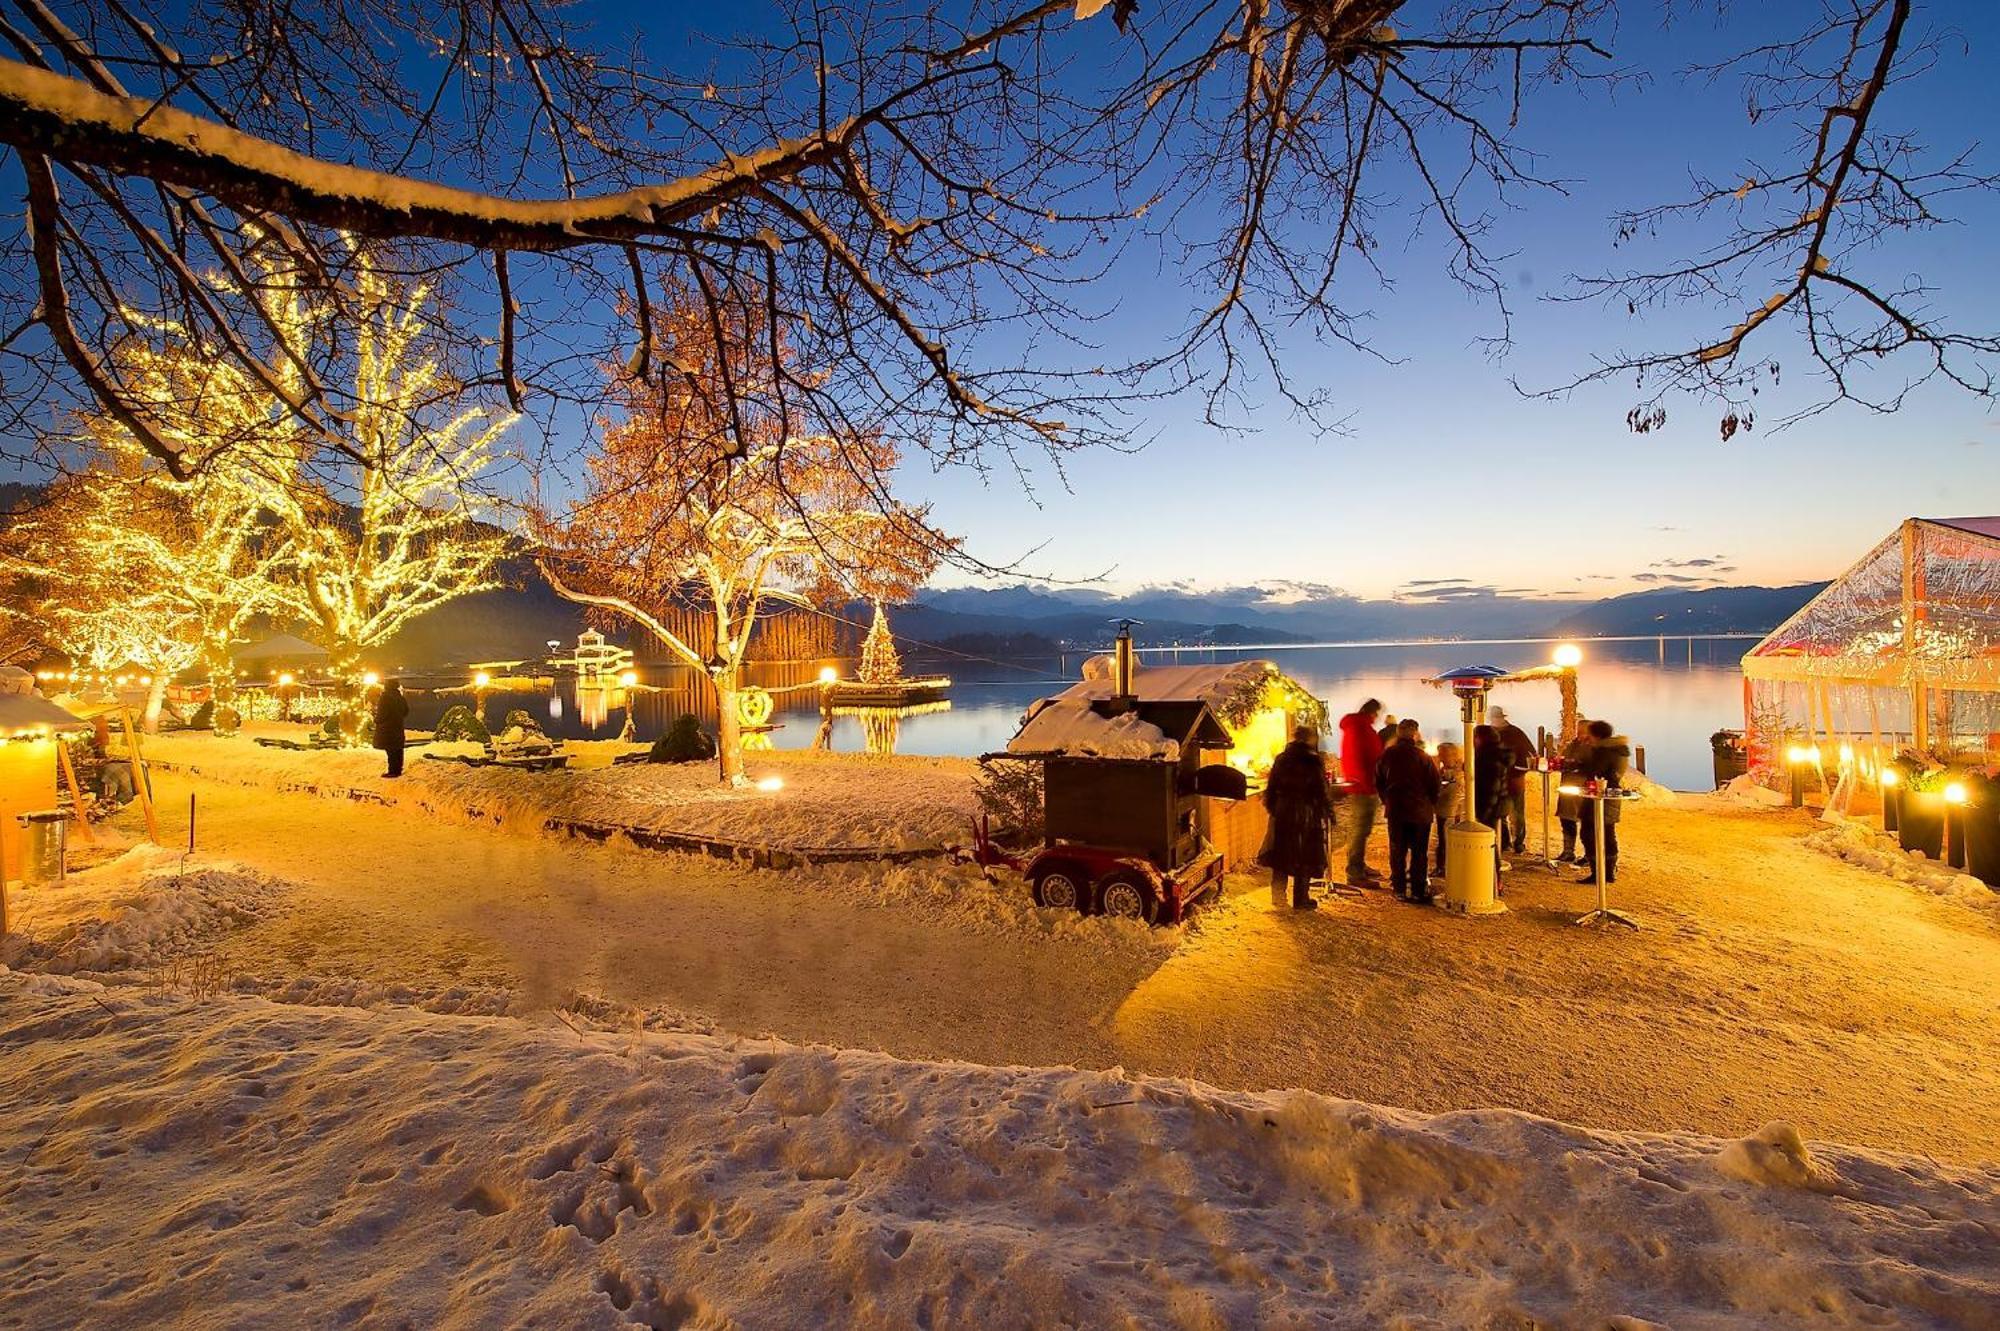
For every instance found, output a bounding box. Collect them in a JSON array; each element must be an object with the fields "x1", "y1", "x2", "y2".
[{"x1": 979, "y1": 636, "x2": 1249, "y2": 924}]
